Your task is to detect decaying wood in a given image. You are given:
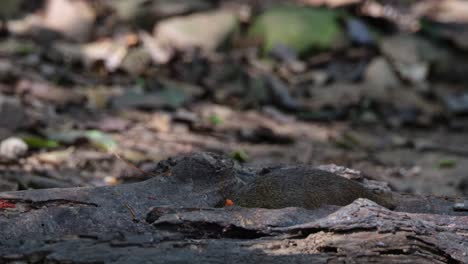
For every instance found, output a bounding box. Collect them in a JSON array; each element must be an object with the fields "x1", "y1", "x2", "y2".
[{"x1": 0, "y1": 152, "x2": 467, "y2": 263}]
